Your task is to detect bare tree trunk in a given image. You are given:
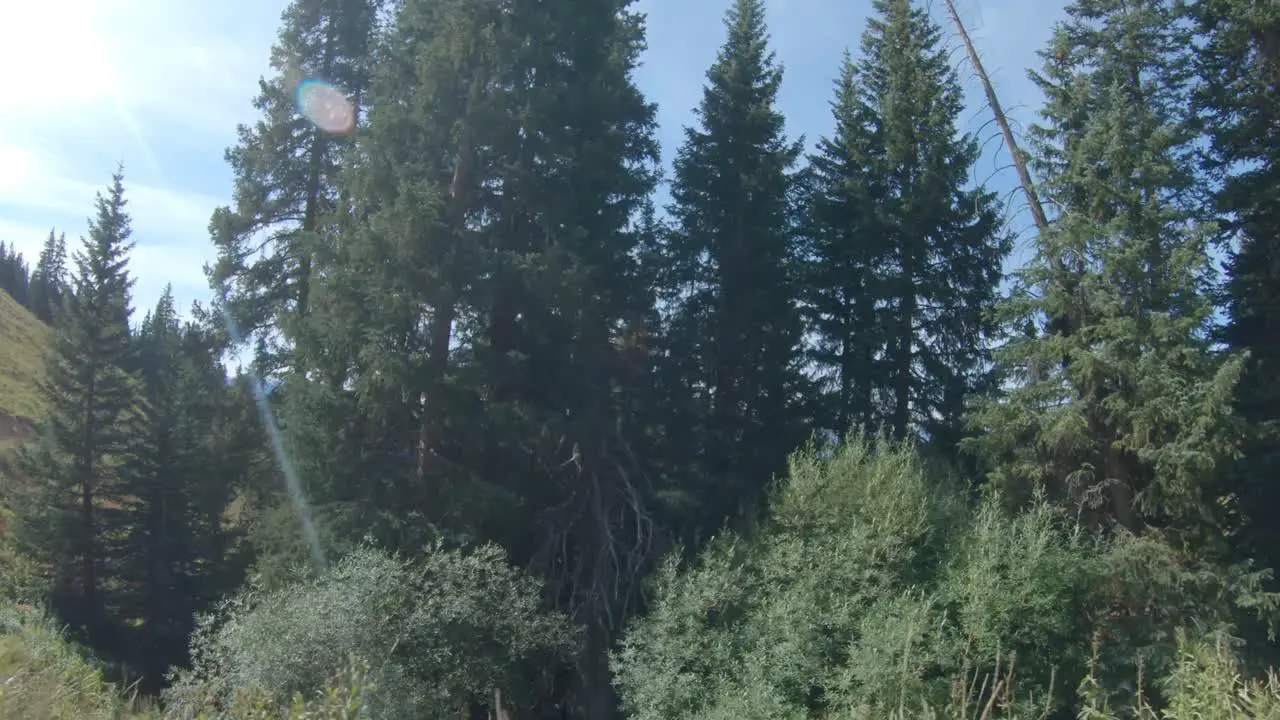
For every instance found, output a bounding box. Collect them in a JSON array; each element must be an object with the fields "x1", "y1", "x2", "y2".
[
  {"x1": 491, "y1": 688, "x2": 511, "y2": 720},
  {"x1": 942, "y1": 0, "x2": 1079, "y2": 369},
  {"x1": 941, "y1": 0, "x2": 1048, "y2": 236}
]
